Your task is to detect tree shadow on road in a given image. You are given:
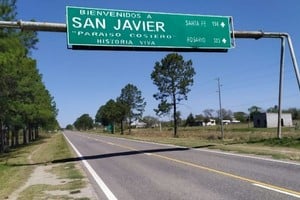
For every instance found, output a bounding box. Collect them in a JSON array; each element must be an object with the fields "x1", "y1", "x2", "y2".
[
  {"x1": 51, "y1": 147, "x2": 189, "y2": 164},
  {"x1": 192, "y1": 144, "x2": 216, "y2": 149}
]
